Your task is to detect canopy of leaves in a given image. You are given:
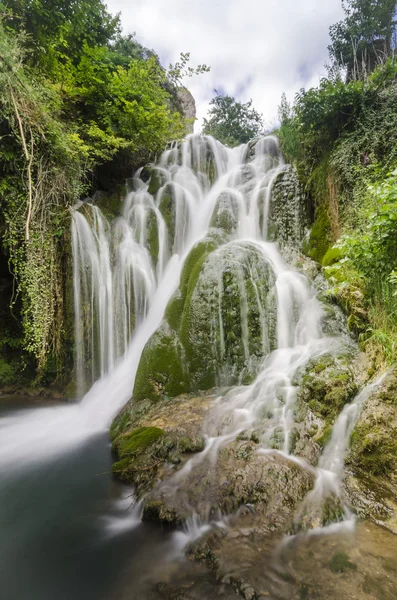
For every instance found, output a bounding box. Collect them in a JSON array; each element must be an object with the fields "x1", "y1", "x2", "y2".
[
  {"x1": 0, "y1": 1, "x2": 209, "y2": 383},
  {"x1": 277, "y1": 54, "x2": 397, "y2": 367},
  {"x1": 328, "y1": 0, "x2": 397, "y2": 80},
  {"x1": 202, "y1": 94, "x2": 264, "y2": 147}
]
